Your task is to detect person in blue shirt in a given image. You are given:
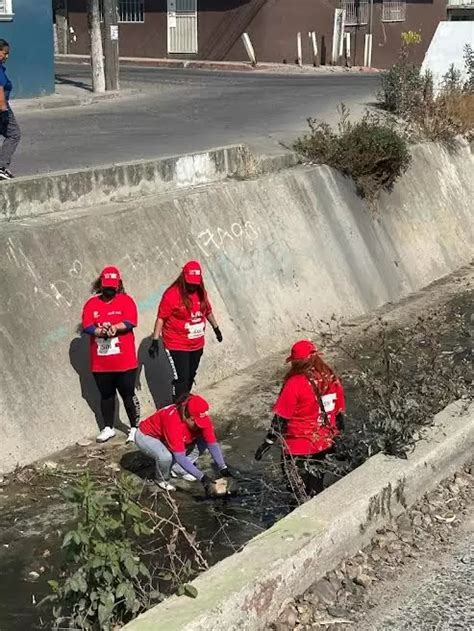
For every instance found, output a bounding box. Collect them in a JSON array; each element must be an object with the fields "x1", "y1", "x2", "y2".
[{"x1": 0, "y1": 39, "x2": 21, "y2": 180}]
